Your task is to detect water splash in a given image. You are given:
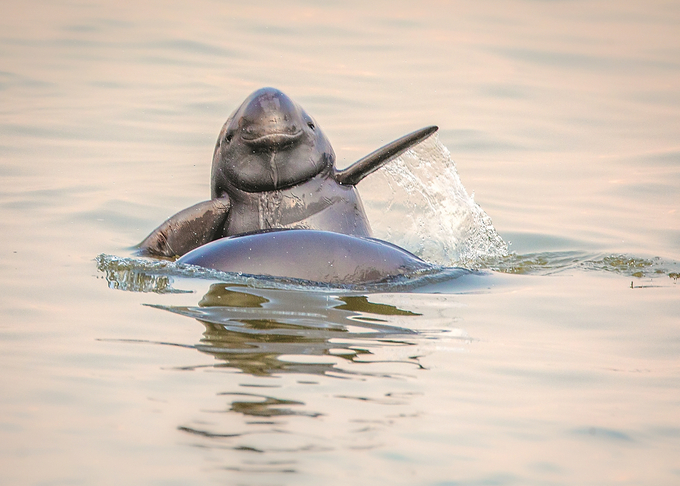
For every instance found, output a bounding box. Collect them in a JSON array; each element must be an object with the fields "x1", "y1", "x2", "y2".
[
  {"x1": 362, "y1": 134, "x2": 508, "y2": 268},
  {"x1": 258, "y1": 190, "x2": 284, "y2": 228},
  {"x1": 95, "y1": 254, "x2": 191, "y2": 293}
]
